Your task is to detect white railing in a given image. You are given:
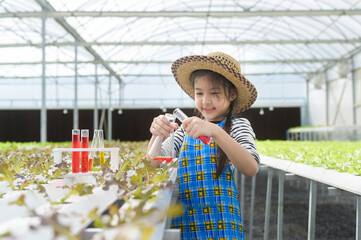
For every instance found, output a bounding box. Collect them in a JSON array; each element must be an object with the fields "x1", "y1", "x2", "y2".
[
  {"x1": 287, "y1": 125, "x2": 361, "y2": 141},
  {"x1": 239, "y1": 155, "x2": 361, "y2": 240}
]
